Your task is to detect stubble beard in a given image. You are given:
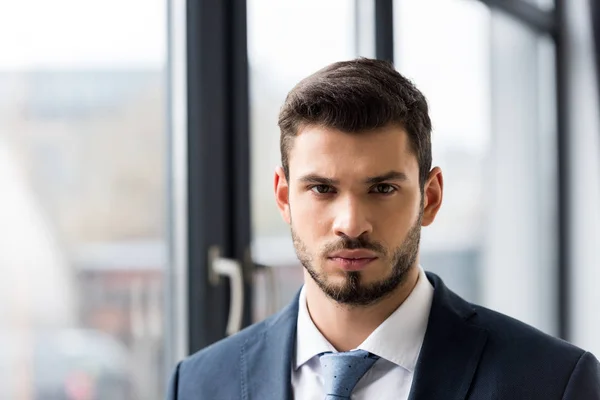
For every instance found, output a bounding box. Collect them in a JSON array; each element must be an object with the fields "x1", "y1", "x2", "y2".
[{"x1": 292, "y1": 210, "x2": 423, "y2": 307}]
